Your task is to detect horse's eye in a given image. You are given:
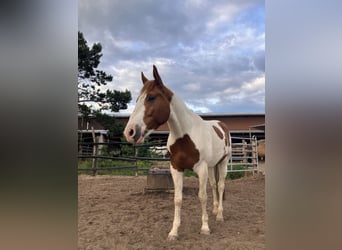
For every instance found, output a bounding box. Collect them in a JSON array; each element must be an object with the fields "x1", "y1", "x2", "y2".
[{"x1": 146, "y1": 95, "x2": 156, "y2": 102}]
